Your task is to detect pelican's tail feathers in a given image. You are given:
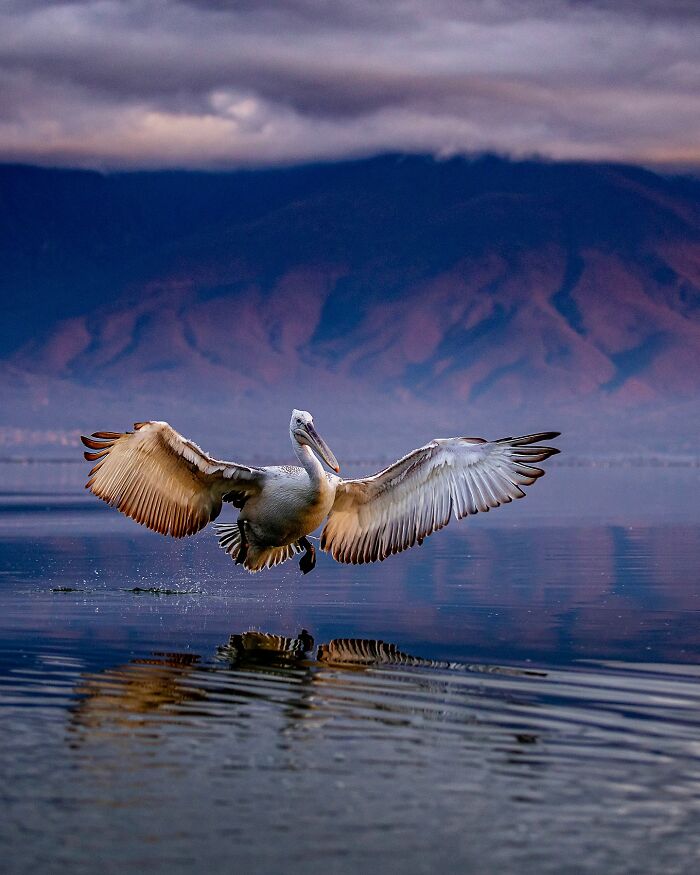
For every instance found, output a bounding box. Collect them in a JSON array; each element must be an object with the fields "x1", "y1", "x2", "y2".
[
  {"x1": 213, "y1": 524, "x2": 303, "y2": 573},
  {"x1": 215, "y1": 523, "x2": 243, "y2": 559},
  {"x1": 245, "y1": 543, "x2": 303, "y2": 572}
]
